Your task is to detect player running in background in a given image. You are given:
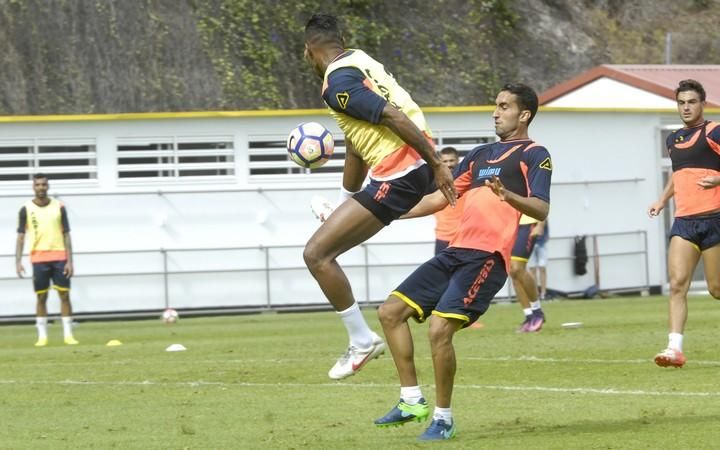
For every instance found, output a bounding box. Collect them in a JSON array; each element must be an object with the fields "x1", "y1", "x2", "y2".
[
  {"x1": 648, "y1": 79, "x2": 720, "y2": 368},
  {"x1": 433, "y1": 147, "x2": 466, "y2": 255},
  {"x1": 510, "y1": 214, "x2": 547, "y2": 332},
  {"x1": 374, "y1": 84, "x2": 551, "y2": 440},
  {"x1": 16, "y1": 173, "x2": 78, "y2": 347},
  {"x1": 302, "y1": 14, "x2": 456, "y2": 379}
]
